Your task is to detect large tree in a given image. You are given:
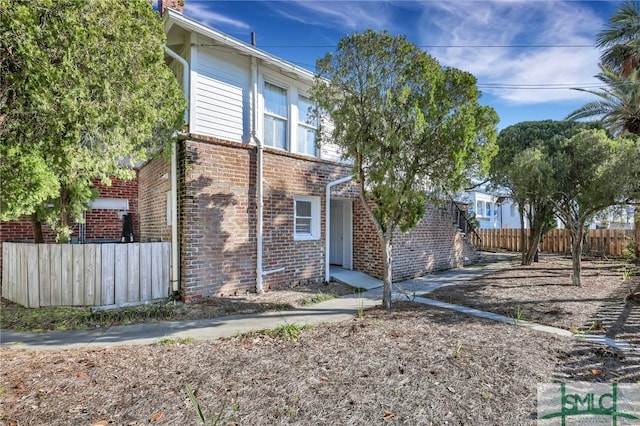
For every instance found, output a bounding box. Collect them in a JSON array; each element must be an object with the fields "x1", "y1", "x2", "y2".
[
  {"x1": 0, "y1": 0, "x2": 185, "y2": 242},
  {"x1": 547, "y1": 129, "x2": 637, "y2": 286},
  {"x1": 491, "y1": 121, "x2": 598, "y2": 265},
  {"x1": 568, "y1": 0, "x2": 640, "y2": 262},
  {"x1": 313, "y1": 30, "x2": 498, "y2": 308},
  {"x1": 596, "y1": 1, "x2": 640, "y2": 78}
]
